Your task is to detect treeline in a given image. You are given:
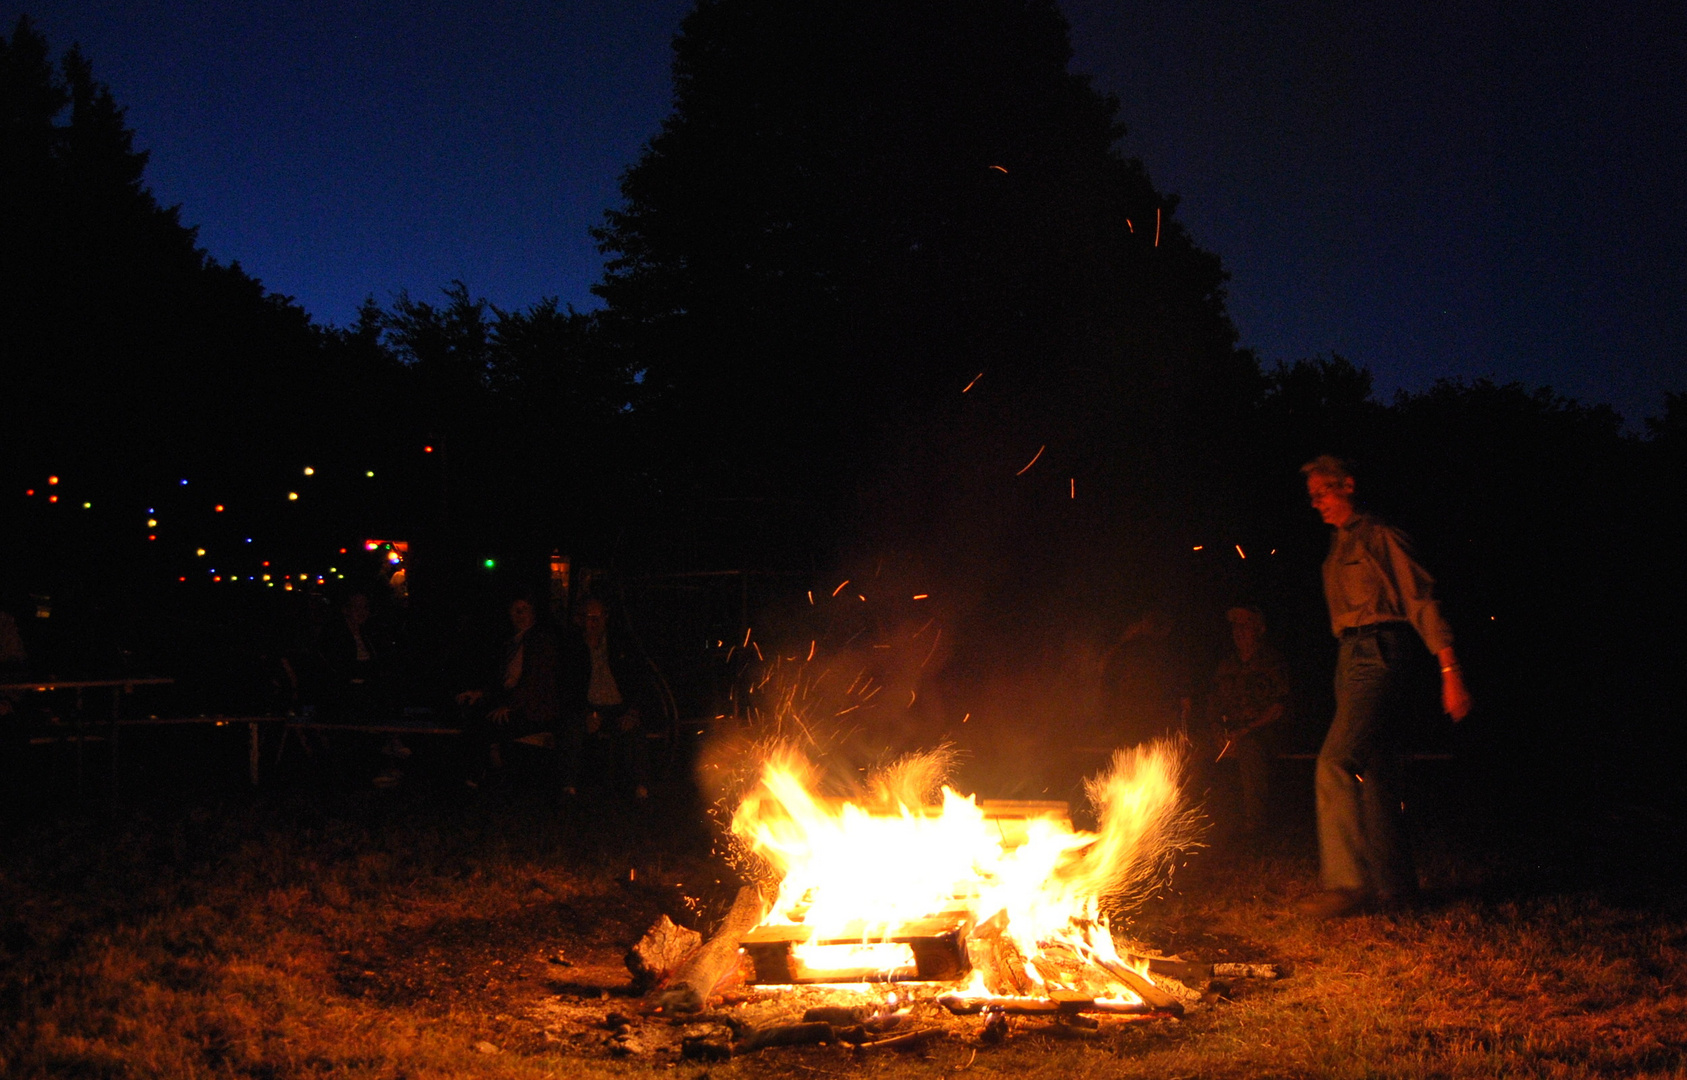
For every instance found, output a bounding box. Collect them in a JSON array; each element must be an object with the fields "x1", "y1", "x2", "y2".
[{"x1": 3, "y1": 7, "x2": 1683, "y2": 803}]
